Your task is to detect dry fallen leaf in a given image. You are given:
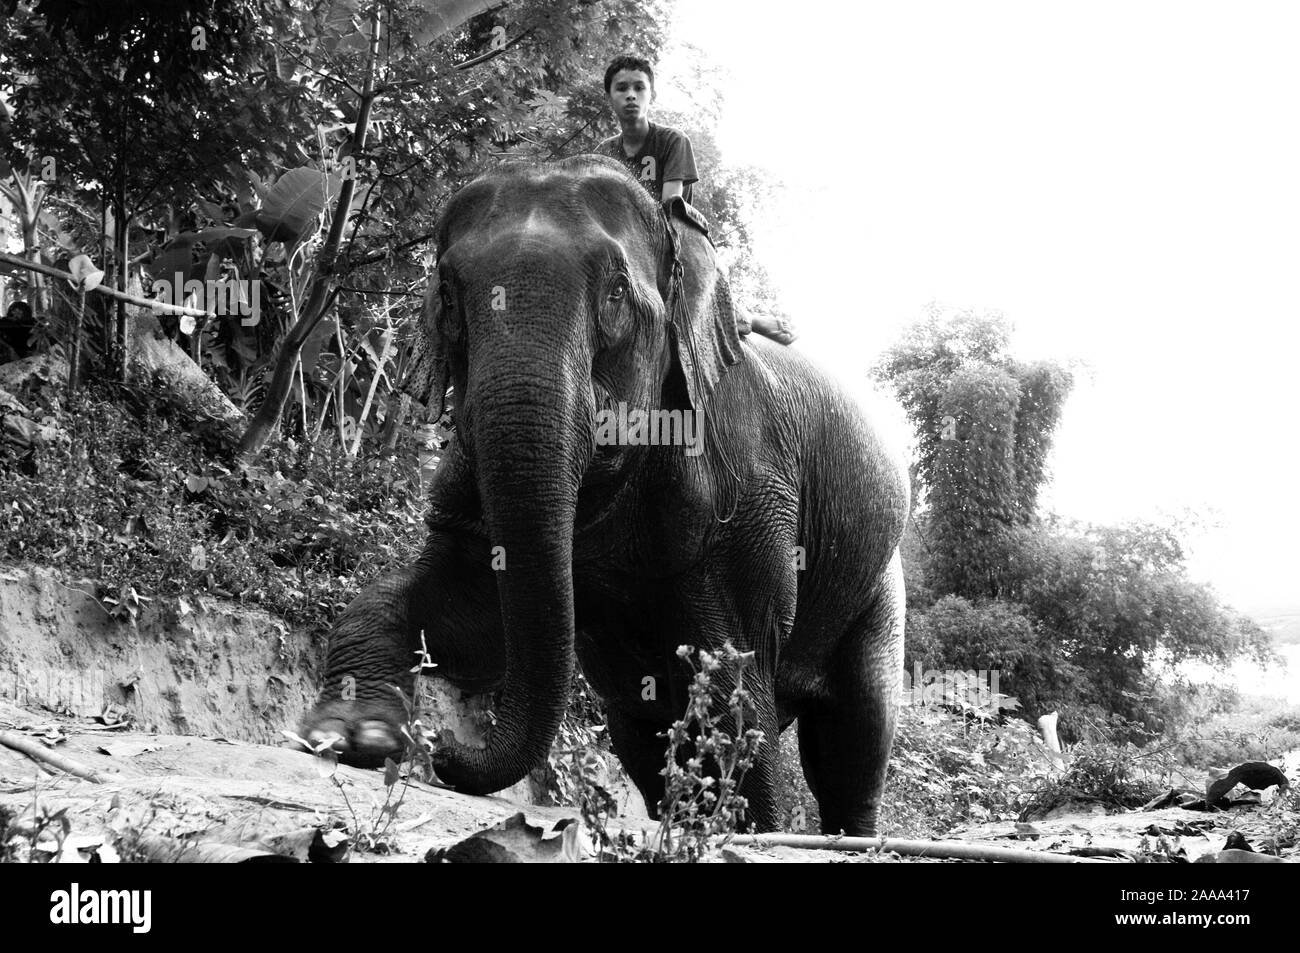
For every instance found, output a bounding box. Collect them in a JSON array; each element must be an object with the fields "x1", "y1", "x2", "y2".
[{"x1": 426, "y1": 812, "x2": 589, "y2": 863}]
